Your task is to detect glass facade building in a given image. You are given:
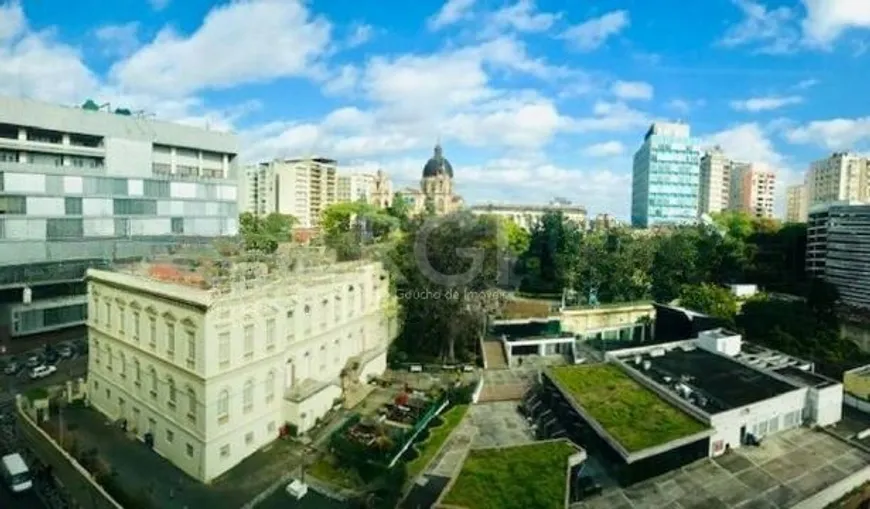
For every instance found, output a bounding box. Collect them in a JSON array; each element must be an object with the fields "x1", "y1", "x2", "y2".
[
  {"x1": 631, "y1": 123, "x2": 701, "y2": 228},
  {"x1": 0, "y1": 96, "x2": 240, "y2": 337}
]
